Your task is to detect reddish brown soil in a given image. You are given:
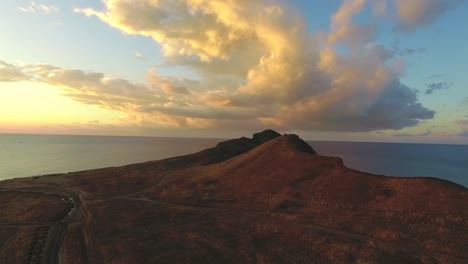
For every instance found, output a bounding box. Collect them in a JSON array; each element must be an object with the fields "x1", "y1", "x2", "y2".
[
  {"x1": 0, "y1": 130, "x2": 467, "y2": 263},
  {"x1": 0, "y1": 227, "x2": 36, "y2": 263},
  {"x1": 0, "y1": 192, "x2": 65, "y2": 222}
]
